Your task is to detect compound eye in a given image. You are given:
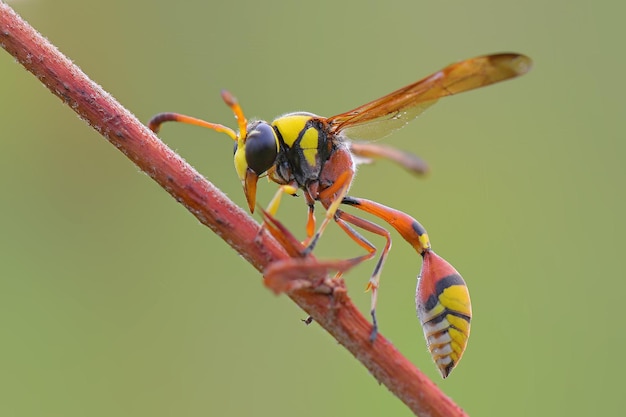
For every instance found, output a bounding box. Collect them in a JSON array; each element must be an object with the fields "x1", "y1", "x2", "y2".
[{"x1": 245, "y1": 122, "x2": 278, "y2": 174}]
